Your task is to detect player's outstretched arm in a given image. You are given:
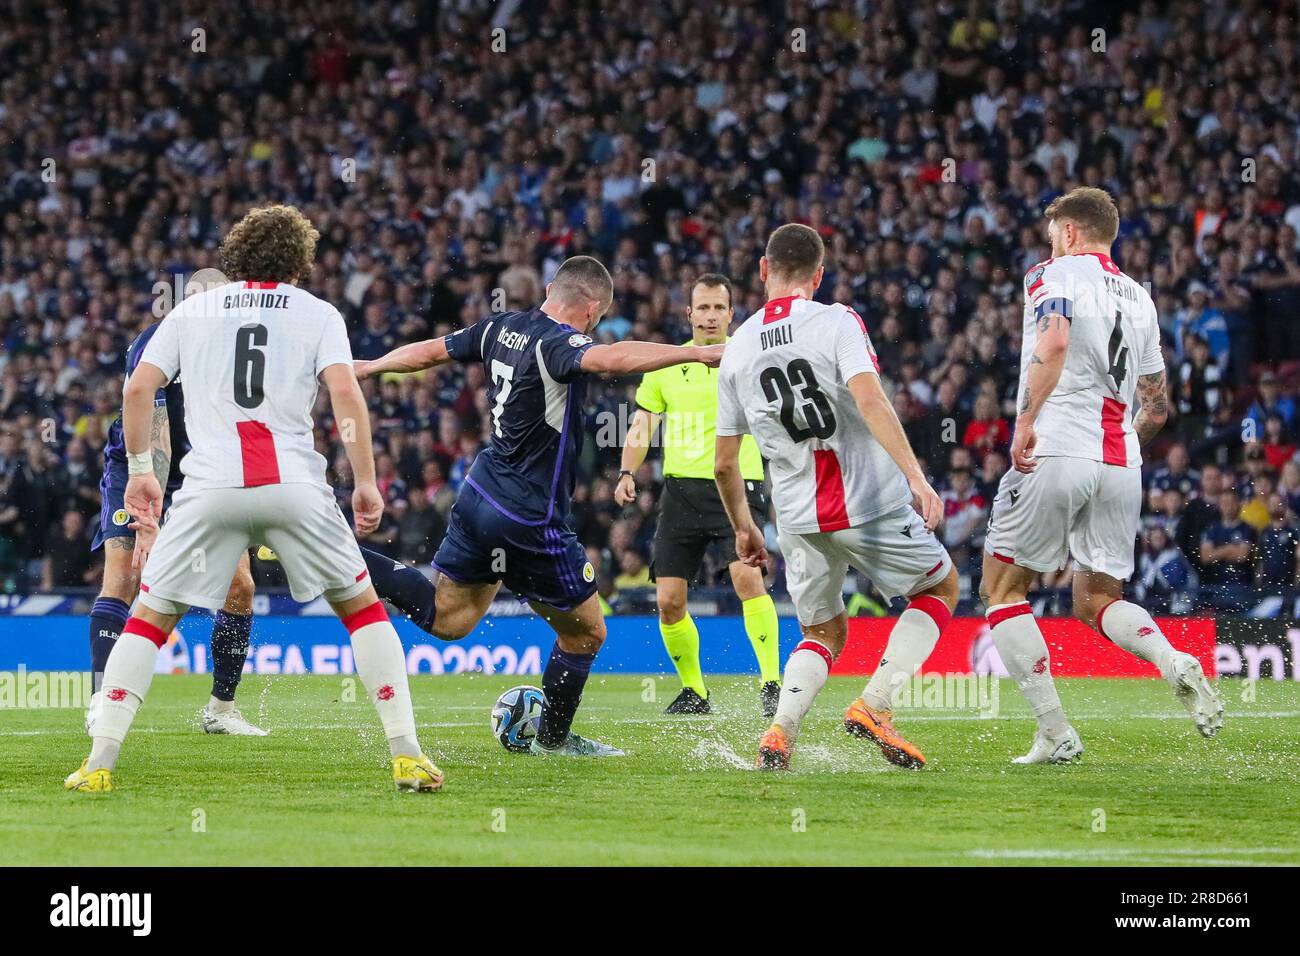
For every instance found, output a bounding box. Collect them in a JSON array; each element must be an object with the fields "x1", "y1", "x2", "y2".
[
  {"x1": 615, "y1": 408, "x2": 660, "y2": 505},
  {"x1": 322, "y1": 363, "x2": 384, "y2": 536},
  {"x1": 847, "y1": 371, "x2": 943, "y2": 532},
  {"x1": 1011, "y1": 310, "x2": 1071, "y2": 473},
  {"x1": 354, "y1": 337, "x2": 453, "y2": 379},
  {"x1": 122, "y1": 360, "x2": 168, "y2": 569},
  {"x1": 1133, "y1": 368, "x2": 1169, "y2": 446},
  {"x1": 580, "y1": 341, "x2": 723, "y2": 376},
  {"x1": 714, "y1": 434, "x2": 767, "y2": 568}
]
